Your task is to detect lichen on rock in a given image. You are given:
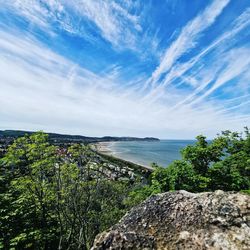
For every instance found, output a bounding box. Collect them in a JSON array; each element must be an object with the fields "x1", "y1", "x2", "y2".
[{"x1": 91, "y1": 190, "x2": 250, "y2": 250}]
